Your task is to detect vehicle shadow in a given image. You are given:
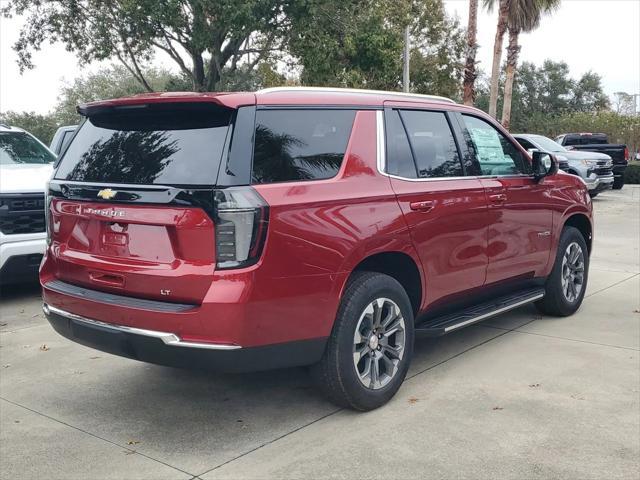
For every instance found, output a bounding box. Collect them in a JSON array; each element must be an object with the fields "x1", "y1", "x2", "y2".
[
  {"x1": 1, "y1": 301, "x2": 536, "y2": 474},
  {"x1": 11, "y1": 309, "x2": 534, "y2": 474}
]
